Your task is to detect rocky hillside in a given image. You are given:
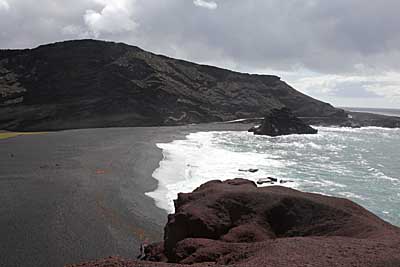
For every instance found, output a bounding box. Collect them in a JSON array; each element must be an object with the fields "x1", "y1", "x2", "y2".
[{"x1": 0, "y1": 39, "x2": 345, "y2": 131}]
